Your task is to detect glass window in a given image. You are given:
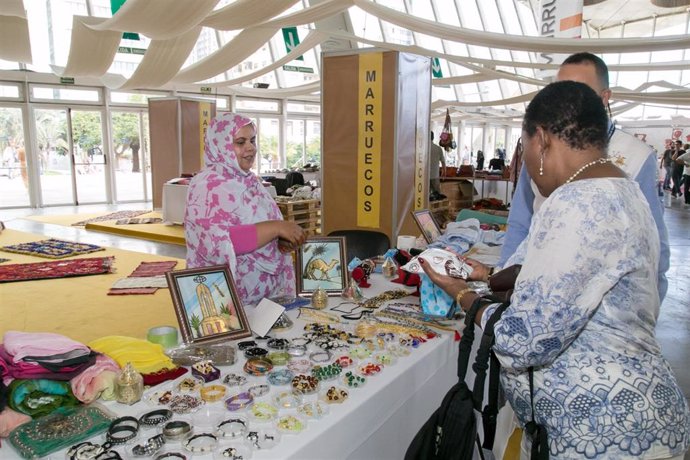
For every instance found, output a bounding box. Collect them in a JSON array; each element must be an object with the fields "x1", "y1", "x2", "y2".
[
  {"x1": 0, "y1": 83, "x2": 21, "y2": 99},
  {"x1": 30, "y1": 85, "x2": 100, "y2": 103},
  {"x1": 287, "y1": 102, "x2": 320, "y2": 114},
  {"x1": 110, "y1": 91, "x2": 169, "y2": 106},
  {"x1": 256, "y1": 117, "x2": 279, "y2": 173},
  {"x1": 176, "y1": 93, "x2": 229, "y2": 110},
  {"x1": 0, "y1": 107, "x2": 30, "y2": 207},
  {"x1": 236, "y1": 98, "x2": 280, "y2": 113}
]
